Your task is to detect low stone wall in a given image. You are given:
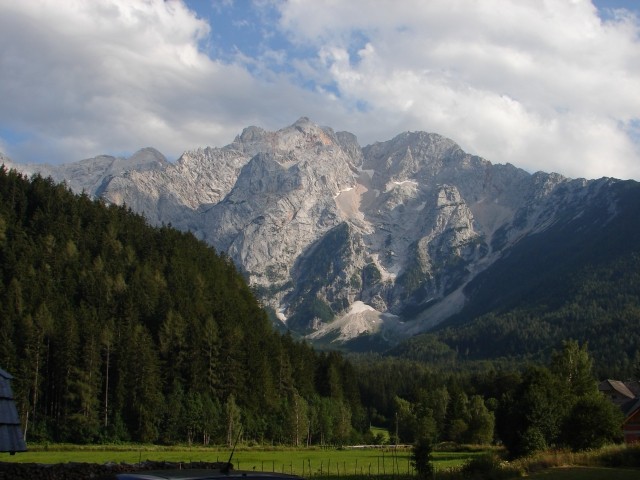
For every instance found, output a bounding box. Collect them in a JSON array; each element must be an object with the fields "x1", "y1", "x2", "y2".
[{"x1": 0, "y1": 460, "x2": 230, "y2": 480}]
